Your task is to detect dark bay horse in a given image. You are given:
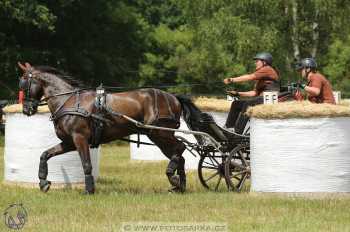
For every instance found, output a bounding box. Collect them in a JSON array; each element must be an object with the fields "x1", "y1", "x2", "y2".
[{"x1": 18, "y1": 62, "x2": 193, "y2": 194}]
